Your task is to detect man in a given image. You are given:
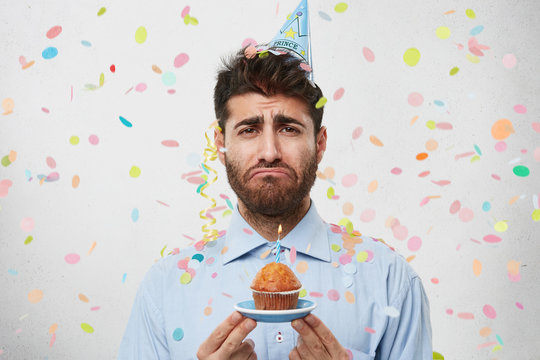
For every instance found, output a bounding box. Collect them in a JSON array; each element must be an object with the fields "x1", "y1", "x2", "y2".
[{"x1": 118, "y1": 49, "x2": 432, "y2": 359}]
